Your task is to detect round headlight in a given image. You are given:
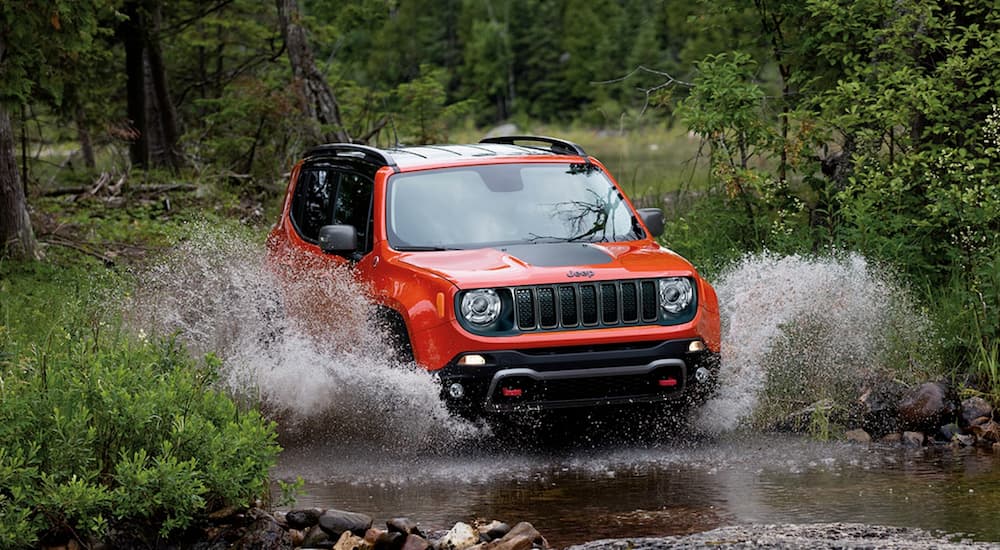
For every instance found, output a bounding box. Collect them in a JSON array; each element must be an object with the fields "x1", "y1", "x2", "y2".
[
  {"x1": 461, "y1": 289, "x2": 502, "y2": 326},
  {"x1": 659, "y1": 277, "x2": 693, "y2": 314}
]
